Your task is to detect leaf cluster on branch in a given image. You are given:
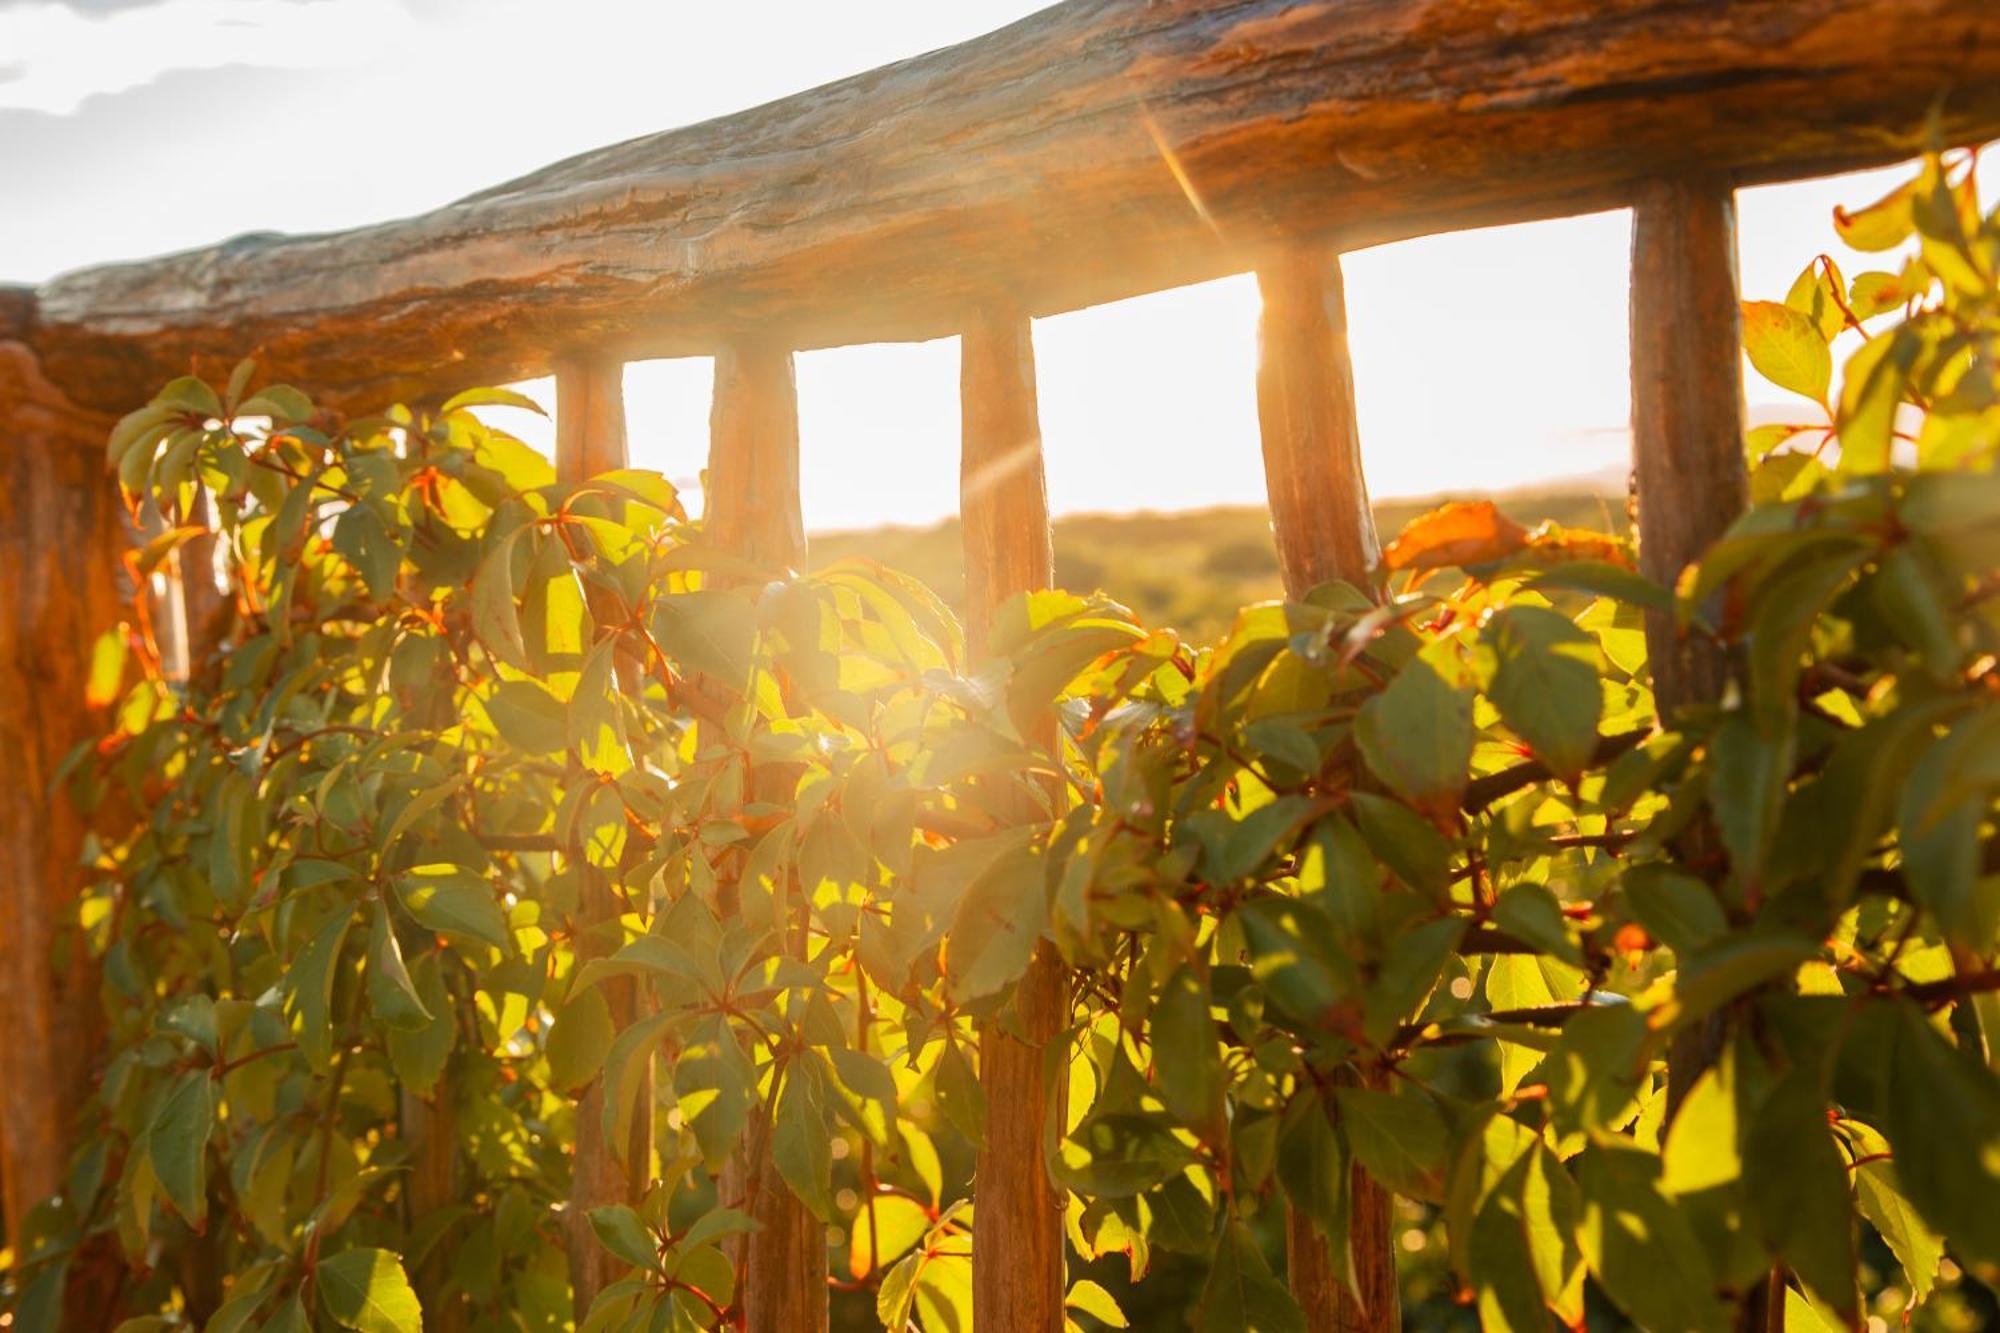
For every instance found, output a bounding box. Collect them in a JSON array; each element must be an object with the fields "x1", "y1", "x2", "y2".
[{"x1": 3, "y1": 148, "x2": 1997, "y2": 1333}]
